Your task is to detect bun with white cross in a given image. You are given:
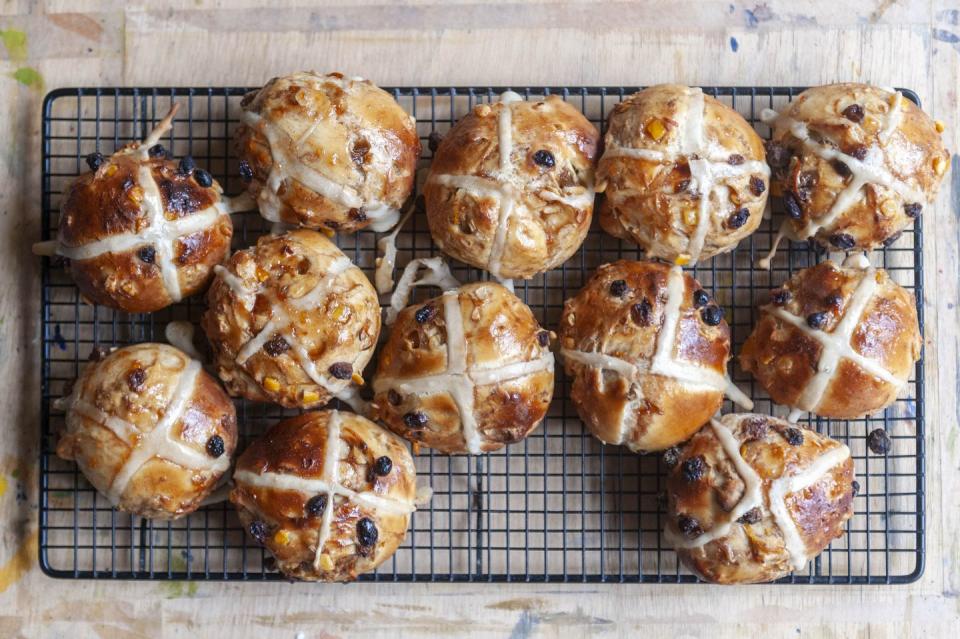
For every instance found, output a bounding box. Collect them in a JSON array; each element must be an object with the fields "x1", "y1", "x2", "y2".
[
  {"x1": 664, "y1": 413, "x2": 856, "y2": 584},
  {"x1": 37, "y1": 105, "x2": 234, "y2": 313},
  {"x1": 372, "y1": 281, "x2": 555, "y2": 454},
  {"x1": 424, "y1": 91, "x2": 599, "y2": 280},
  {"x1": 597, "y1": 84, "x2": 769, "y2": 266},
  {"x1": 231, "y1": 409, "x2": 417, "y2": 582},
  {"x1": 559, "y1": 259, "x2": 752, "y2": 453},
  {"x1": 55, "y1": 343, "x2": 237, "y2": 520},
  {"x1": 740, "y1": 259, "x2": 920, "y2": 420},
  {"x1": 761, "y1": 83, "x2": 949, "y2": 254},
  {"x1": 235, "y1": 71, "x2": 421, "y2": 234},
  {"x1": 202, "y1": 229, "x2": 380, "y2": 409}
]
